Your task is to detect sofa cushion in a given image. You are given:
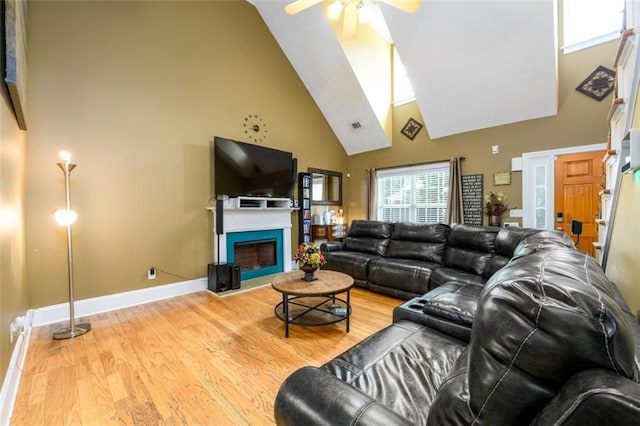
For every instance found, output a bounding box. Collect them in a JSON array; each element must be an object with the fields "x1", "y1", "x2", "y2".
[
  {"x1": 443, "y1": 224, "x2": 500, "y2": 275},
  {"x1": 323, "y1": 320, "x2": 466, "y2": 425},
  {"x1": 387, "y1": 223, "x2": 449, "y2": 263},
  {"x1": 484, "y1": 227, "x2": 541, "y2": 277},
  {"x1": 495, "y1": 227, "x2": 541, "y2": 256},
  {"x1": 343, "y1": 220, "x2": 392, "y2": 256},
  {"x1": 321, "y1": 251, "x2": 376, "y2": 282},
  {"x1": 429, "y1": 266, "x2": 488, "y2": 289},
  {"x1": 447, "y1": 223, "x2": 500, "y2": 252},
  {"x1": 422, "y1": 282, "x2": 483, "y2": 327},
  {"x1": 512, "y1": 229, "x2": 575, "y2": 257},
  {"x1": 427, "y1": 246, "x2": 637, "y2": 425},
  {"x1": 443, "y1": 248, "x2": 494, "y2": 276},
  {"x1": 367, "y1": 257, "x2": 439, "y2": 297}
]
